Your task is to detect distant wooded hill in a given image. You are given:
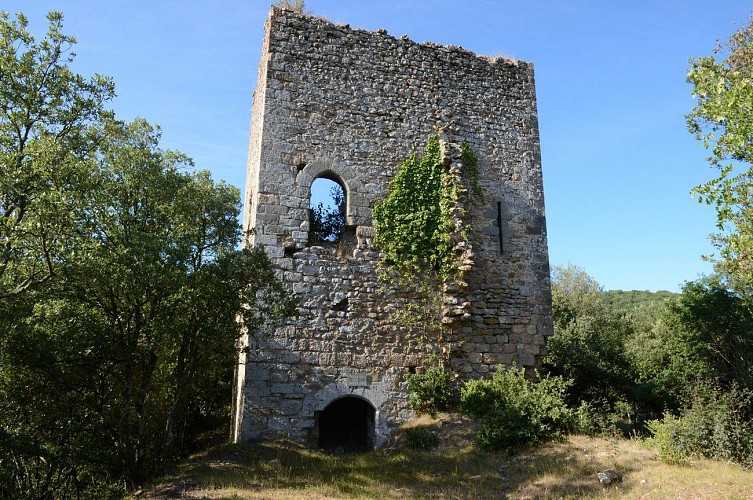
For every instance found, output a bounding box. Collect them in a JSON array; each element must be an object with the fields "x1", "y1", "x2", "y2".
[{"x1": 601, "y1": 290, "x2": 677, "y2": 314}]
